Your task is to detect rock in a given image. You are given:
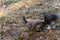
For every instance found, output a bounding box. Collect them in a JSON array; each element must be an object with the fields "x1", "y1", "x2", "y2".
[
  {"x1": 40, "y1": 36, "x2": 43, "y2": 39},
  {"x1": 46, "y1": 25, "x2": 51, "y2": 30}
]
